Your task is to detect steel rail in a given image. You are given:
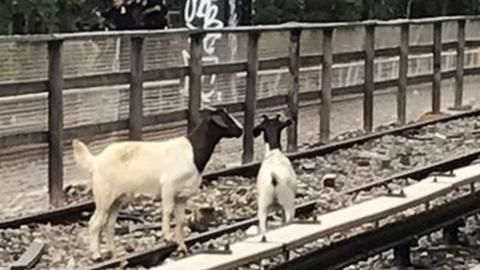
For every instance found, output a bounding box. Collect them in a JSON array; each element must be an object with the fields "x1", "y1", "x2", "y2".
[
  {"x1": 87, "y1": 201, "x2": 316, "y2": 269},
  {"x1": 206, "y1": 108, "x2": 480, "y2": 180},
  {"x1": 1, "y1": 109, "x2": 480, "y2": 230},
  {"x1": 1, "y1": 109, "x2": 480, "y2": 269},
  {"x1": 342, "y1": 148, "x2": 480, "y2": 195},
  {"x1": 151, "y1": 160, "x2": 480, "y2": 270},
  {"x1": 273, "y1": 190, "x2": 480, "y2": 270},
  {"x1": 92, "y1": 132, "x2": 480, "y2": 269}
]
